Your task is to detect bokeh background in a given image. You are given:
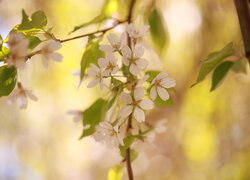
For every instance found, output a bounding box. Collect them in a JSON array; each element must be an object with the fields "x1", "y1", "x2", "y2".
[{"x1": 0, "y1": 0, "x2": 250, "y2": 179}]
